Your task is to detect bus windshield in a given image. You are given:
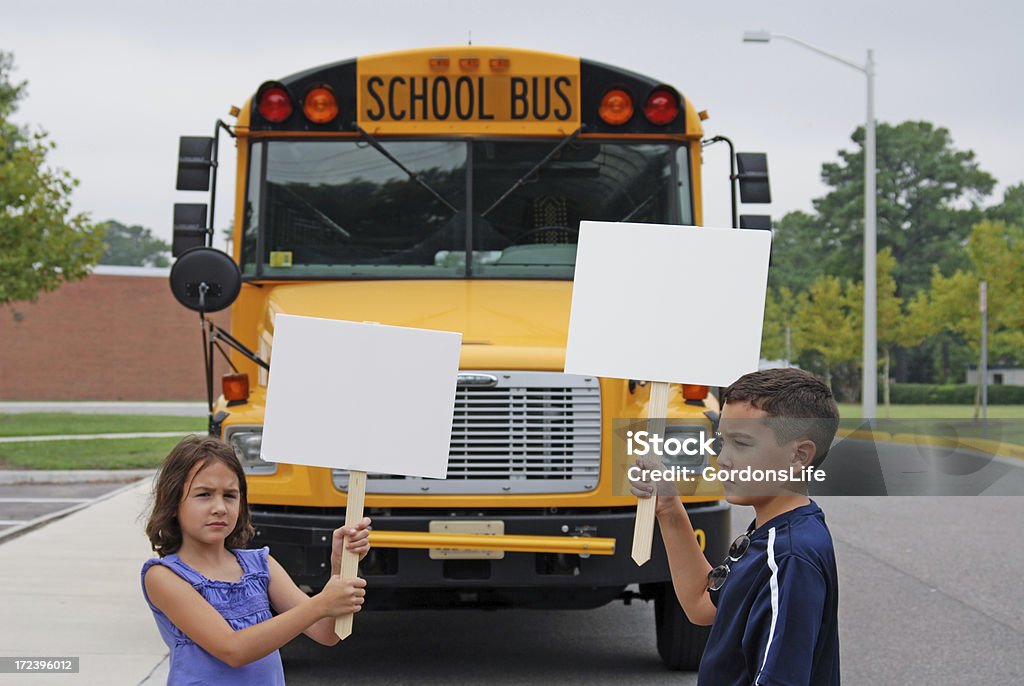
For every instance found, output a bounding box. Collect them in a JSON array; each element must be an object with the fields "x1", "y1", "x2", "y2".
[{"x1": 242, "y1": 138, "x2": 692, "y2": 279}]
